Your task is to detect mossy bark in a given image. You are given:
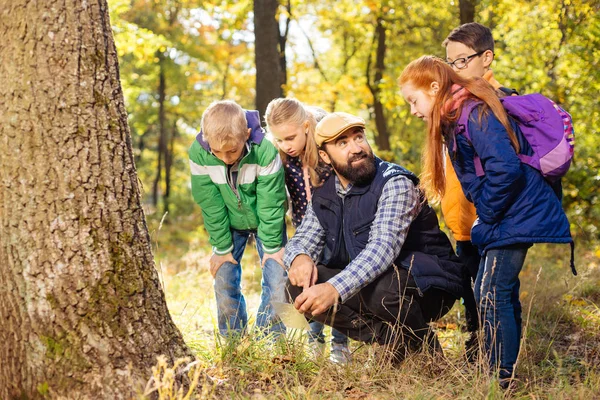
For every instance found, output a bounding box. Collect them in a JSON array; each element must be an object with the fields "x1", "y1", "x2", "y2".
[{"x1": 0, "y1": 0, "x2": 192, "y2": 398}]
